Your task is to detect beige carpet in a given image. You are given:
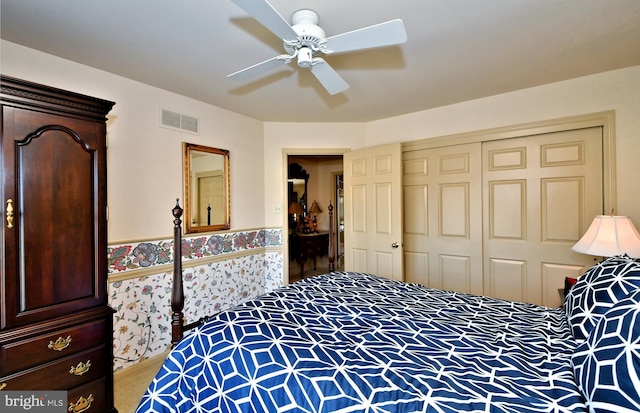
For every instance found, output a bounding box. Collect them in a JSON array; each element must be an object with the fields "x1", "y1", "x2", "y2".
[{"x1": 114, "y1": 352, "x2": 168, "y2": 413}]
